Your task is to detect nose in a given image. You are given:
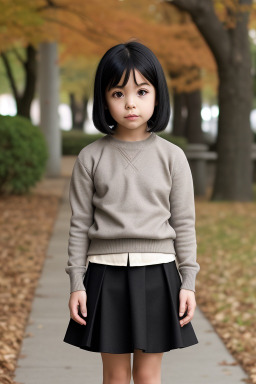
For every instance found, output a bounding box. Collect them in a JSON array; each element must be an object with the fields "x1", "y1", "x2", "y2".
[{"x1": 125, "y1": 96, "x2": 136, "y2": 109}]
